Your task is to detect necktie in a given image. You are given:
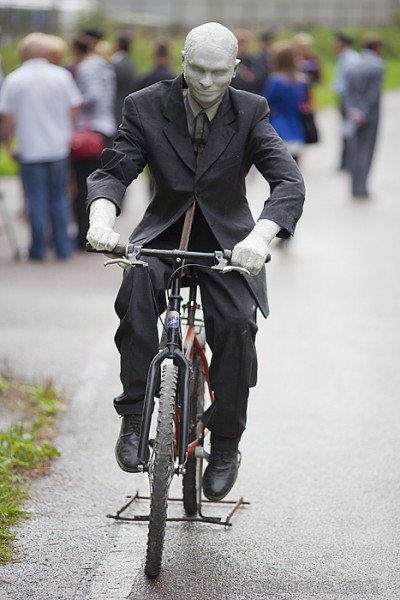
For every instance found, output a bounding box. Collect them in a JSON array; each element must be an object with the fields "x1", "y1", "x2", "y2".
[{"x1": 192, "y1": 110, "x2": 209, "y2": 159}]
